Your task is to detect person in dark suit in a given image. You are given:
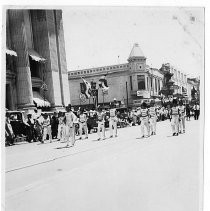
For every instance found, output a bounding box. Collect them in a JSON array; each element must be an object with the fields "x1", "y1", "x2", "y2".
[
  {"x1": 51, "y1": 112, "x2": 59, "y2": 139},
  {"x1": 5, "y1": 114, "x2": 15, "y2": 146}
]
